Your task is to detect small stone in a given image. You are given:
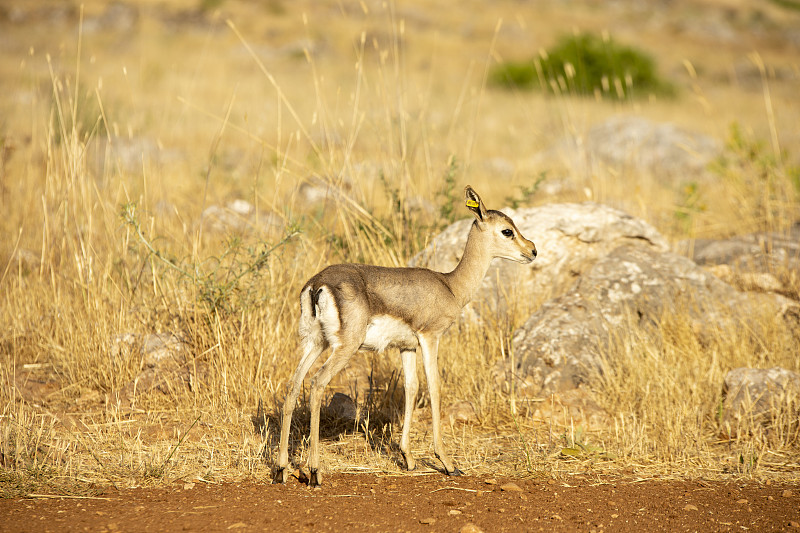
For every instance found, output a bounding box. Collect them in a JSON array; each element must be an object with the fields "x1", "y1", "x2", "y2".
[
  {"x1": 500, "y1": 482, "x2": 523, "y2": 492},
  {"x1": 783, "y1": 489, "x2": 794, "y2": 498},
  {"x1": 768, "y1": 495, "x2": 774, "y2": 501},
  {"x1": 327, "y1": 392, "x2": 358, "y2": 422},
  {"x1": 683, "y1": 504, "x2": 698, "y2": 511},
  {"x1": 448, "y1": 509, "x2": 463, "y2": 516},
  {"x1": 420, "y1": 517, "x2": 436, "y2": 525},
  {"x1": 447, "y1": 400, "x2": 478, "y2": 425},
  {"x1": 736, "y1": 498, "x2": 748, "y2": 504},
  {"x1": 611, "y1": 514, "x2": 619, "y2": 519},
  {"x1": 552, "y1": 514, "x2": 563, "y2": 521},
  {"x1": 789, "y1": 520, "x2": 800, "y2": 528},
  {"x1": 484, "y1": 478, "x2": 497, "y2": 485},
  {"x1": 183, "y1": 482, "x2": 195, "y2": 490},
  {"x1": 460, "y1": 524, "x2": 483, "y2": 533}
]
